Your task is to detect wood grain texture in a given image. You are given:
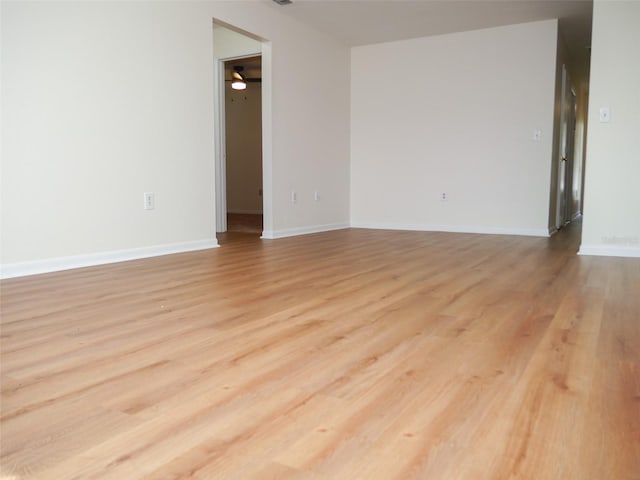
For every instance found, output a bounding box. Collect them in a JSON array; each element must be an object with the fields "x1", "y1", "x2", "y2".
[{"x1": 1, "y1": 222, "x2": 638, "y2": 479}]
